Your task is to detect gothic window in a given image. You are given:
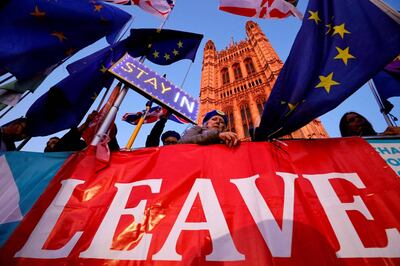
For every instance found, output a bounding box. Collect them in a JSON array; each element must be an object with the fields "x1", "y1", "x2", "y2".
[
  {"x1": 240, "y1": 103, "x2": 253, "y2": 138},
  {"x1": 244, "y1": 58, "x2": 256, "y2": 75},
  {"x1": 224, "y1": 109, "x2": 235, "y2": 133},
  {"x1": 256, "y1": 97, "x2": 266, "y2": 115},
  {"x1": 221, "y1": 68, "x2": 230, "y2": 84},
  {"x1": 232, "y1": 63, "x2": 243, "y2": 80}
]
